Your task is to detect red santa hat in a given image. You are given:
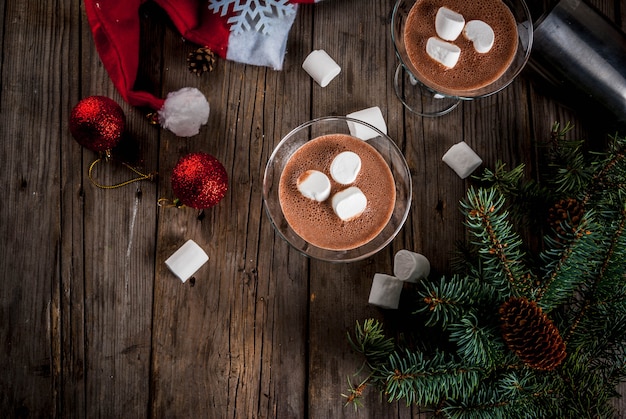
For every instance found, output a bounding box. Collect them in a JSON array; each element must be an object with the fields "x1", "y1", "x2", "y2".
[{"x1": 84, "y1": 0, "x2": 322, "y2": 137}]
